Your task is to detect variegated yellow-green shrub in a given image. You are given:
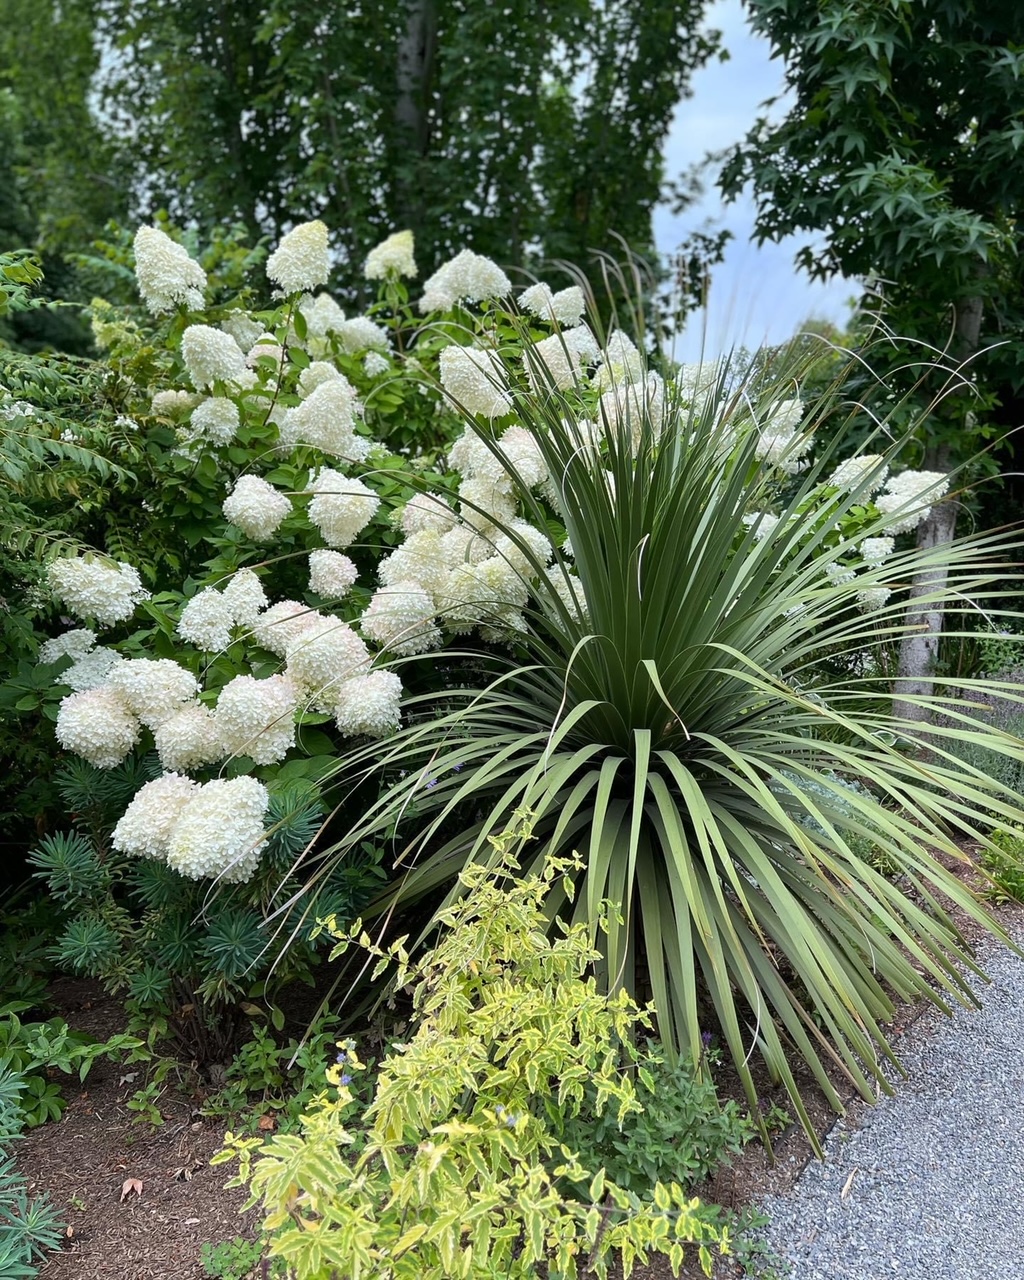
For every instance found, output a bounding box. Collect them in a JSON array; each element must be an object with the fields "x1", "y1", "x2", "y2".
[{"x1": 215, "y1": 816, "x2": 732, "y2": 1278}]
